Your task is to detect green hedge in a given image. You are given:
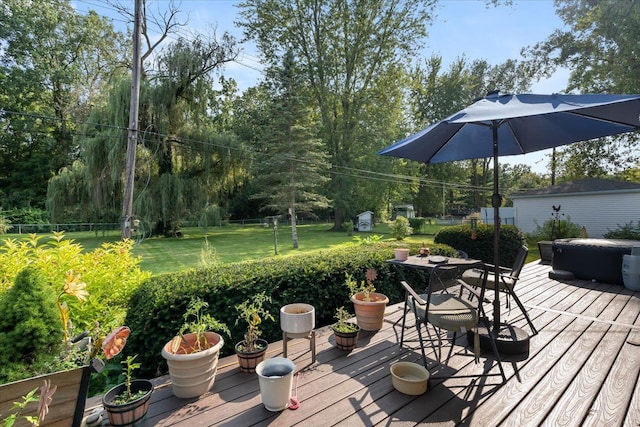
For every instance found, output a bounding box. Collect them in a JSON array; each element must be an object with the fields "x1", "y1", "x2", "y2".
[
  {"x1": 434, "y1": 223, "x2": 525, "y2": 267},
  {"x1": 123, "y1": 241, "x2": 457, "y2": 378}
]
